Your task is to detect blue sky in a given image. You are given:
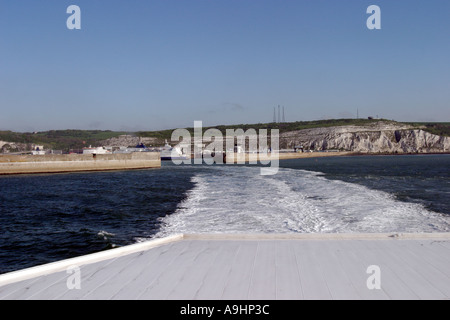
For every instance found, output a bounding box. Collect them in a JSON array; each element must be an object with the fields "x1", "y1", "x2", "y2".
[{"x1": 0, "y1": 0, "x2": 449, "y2": 132}]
